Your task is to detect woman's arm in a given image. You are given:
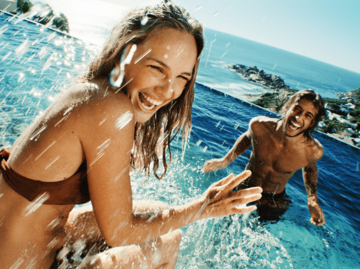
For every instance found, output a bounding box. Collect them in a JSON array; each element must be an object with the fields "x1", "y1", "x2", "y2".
[{"x1": 78, "y1": 91, "x2": 262, "y2": 247}]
